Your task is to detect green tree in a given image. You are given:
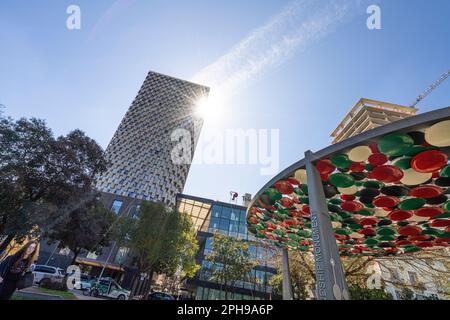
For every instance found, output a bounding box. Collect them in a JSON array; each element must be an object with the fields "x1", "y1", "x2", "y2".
[
  {"x1": 399, "y1": 287, "x2": 415, "y2": 300},
  {"x1": 127, "y1": 201, "x2": 199, "y2": 298},
  {"x1": 348, "y1": 285, "x2": 393, "y2": 300},
  {"x1": 43, "y1": 192, "x2": 117, "y2": 265},
  {"x1": 268, "y1": 250, "x2": 314, "y2": 299},
  {"x1": 268, "y1": 250, "x2": 394, "y2": 300},
  {"x1": 0, "y1": 114, "x2": 107, "y2": 252},
  {"x1": 206, "y1": 232, "x2": 256, "y2": 300}
]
